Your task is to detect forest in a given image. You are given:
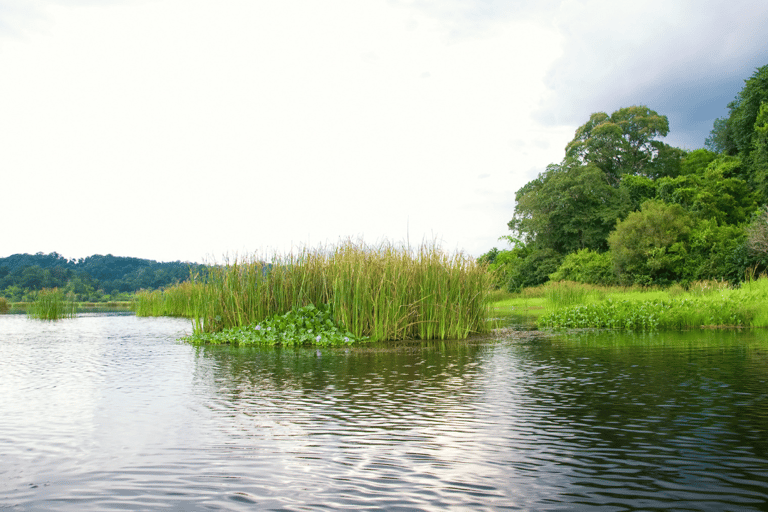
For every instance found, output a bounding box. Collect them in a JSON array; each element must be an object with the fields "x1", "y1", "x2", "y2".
[
  {"x1": 0, "y1": 252, "x2": 206, "y2": 302},
  {"x1": 482, "y1": 63, "x2": 768, "y2": 290}
]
